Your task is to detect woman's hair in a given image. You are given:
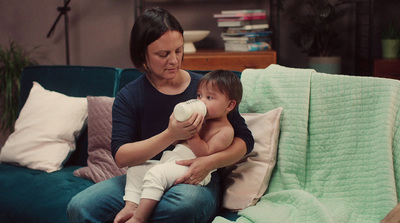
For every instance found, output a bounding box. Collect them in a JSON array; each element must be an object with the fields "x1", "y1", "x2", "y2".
[
  {"x1": 198, "y1": 70, "x2": 243, "y2": 109},
  {"x1": 130, "y1": 7, "x2": 184, "y2": 72}
]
